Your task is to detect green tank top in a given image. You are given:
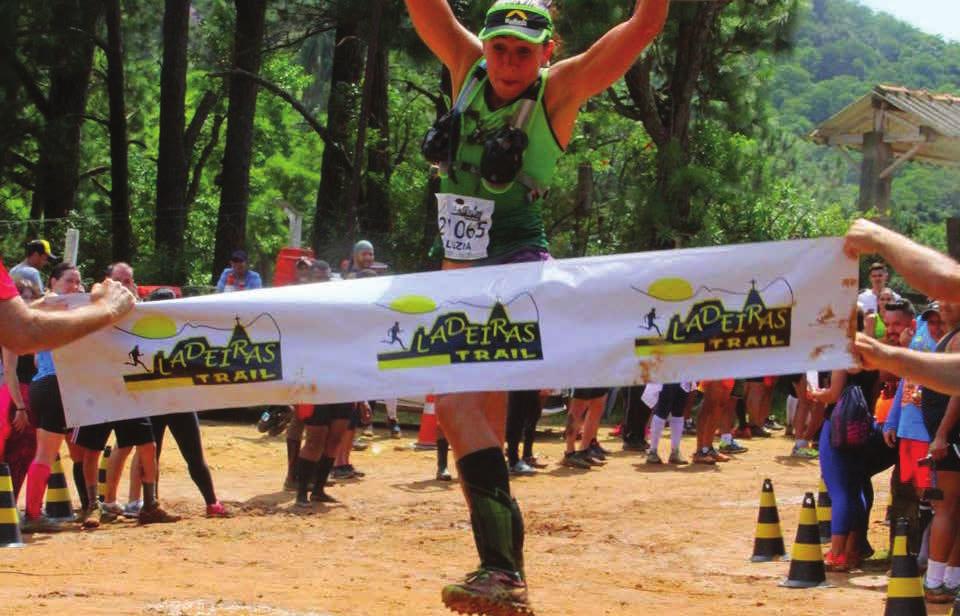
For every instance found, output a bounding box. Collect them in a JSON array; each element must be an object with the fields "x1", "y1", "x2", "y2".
[{"x1": 434, "y1": 61, "x2": 564, "y2": 262}]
